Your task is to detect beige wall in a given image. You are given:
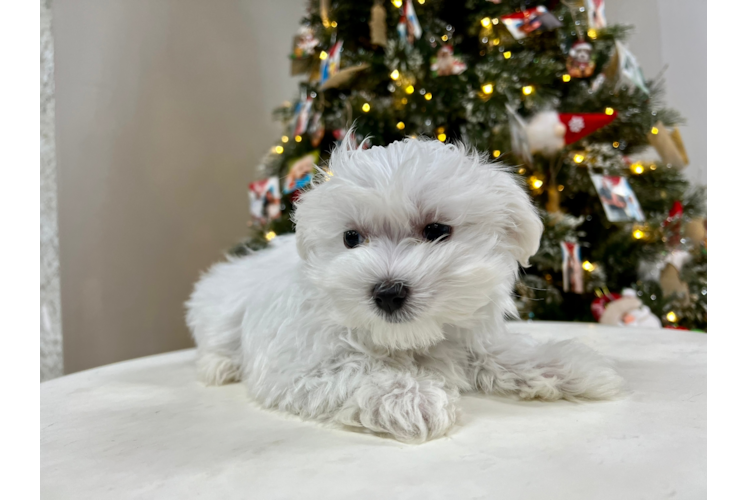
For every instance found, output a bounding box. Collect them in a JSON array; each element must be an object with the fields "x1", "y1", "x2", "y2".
[{"x1": 54, "y1": 0, "x2": 306, "y2": 373}]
